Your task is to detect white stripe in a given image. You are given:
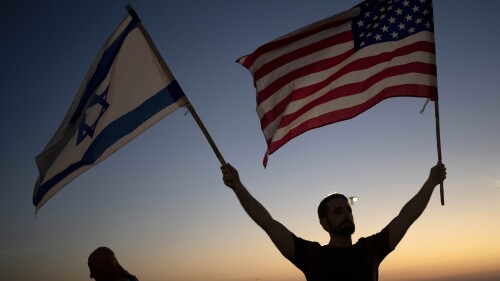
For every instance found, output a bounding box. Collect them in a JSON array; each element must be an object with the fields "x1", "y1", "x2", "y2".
[
  {"x1": 257, "y1": 31, "x2": 434, "y2": 107},
  {"x1": 257, "y1": 31, "x2": 435, "y2": 116},
  {"x1": 255, "y1": 37, "x2": 353, "y2": 95},
  {"x1": 258, "y1": 31, "x2": 435, "y2": 138},
  {"x1": 245, "y1": 7, "x2": 360, "y2": 70},
  {"x1": 284, "y1": 52, "x2": 436, "y2": 115},
  {"x1": 261, "y1": 51, "x2": 436, "y2": 139},
  {"x1": 270, "y1": 72, "x2": 437, "y2": 143},
  {"x1": 250, "y1": 22, "x2": 352, "y2": 75},
  {"x1": 256, "y1": 40, "x2": 353, "y2": 117}
]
